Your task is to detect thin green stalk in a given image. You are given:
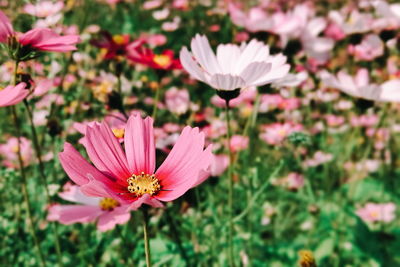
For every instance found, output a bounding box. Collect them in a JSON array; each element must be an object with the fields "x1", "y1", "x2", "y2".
[
  {"x1": 23, "y1": 100, "x2": 63, "y2": 266},
  {"x1": 11, "y1": 106, "x2": 46, "y2": 267},
  {"x1": 151, "y1": 85, "x2": 161, "y2": 120},
  {"x1": 225, "y1": 100, "x2": 235, "y2": 267},
  {"x1": 142, "y1": 209, "x2": 152, "y2": 267}
]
